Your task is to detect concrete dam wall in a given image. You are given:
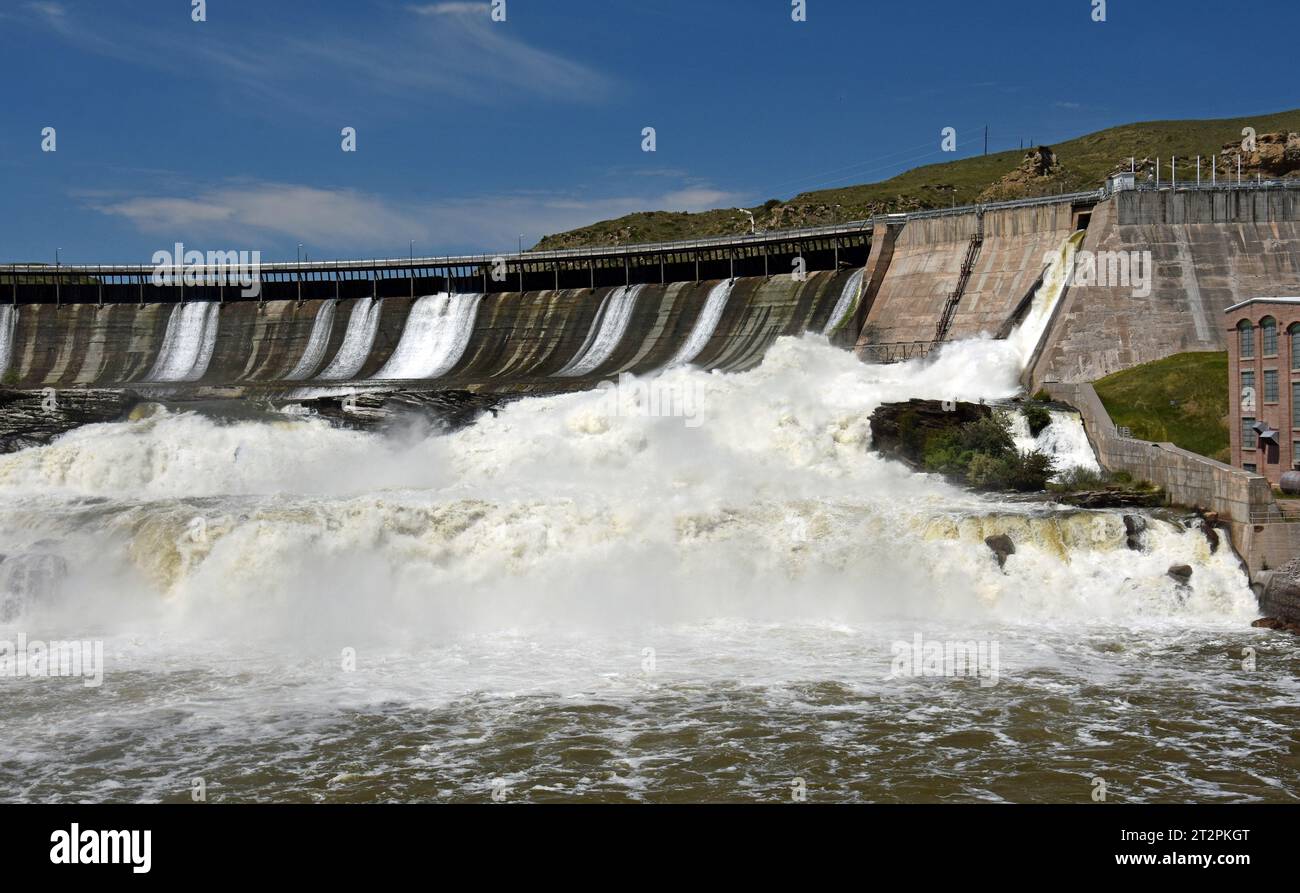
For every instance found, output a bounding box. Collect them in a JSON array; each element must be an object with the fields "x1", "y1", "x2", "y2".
[
  {"x1": 1031, "y1": 188, "x2": 1300, "y2": 384},
  {"x1": 0, "y1": 269, "x2": 860, "y2": 392},
  {"x1": 857, "y1": 201, "x2": 1085, "y2": 346},
  {"x1": 851, "y1": 186, "x2": 1300, "y2": 389}
]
